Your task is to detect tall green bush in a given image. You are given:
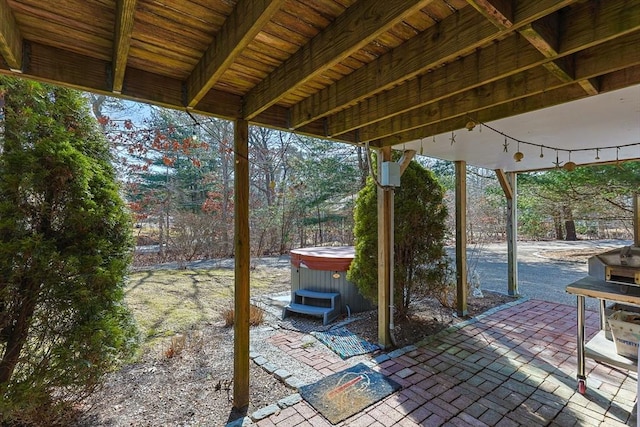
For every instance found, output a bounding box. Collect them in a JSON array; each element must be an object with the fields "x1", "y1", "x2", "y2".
[
  {"x1": 0, "y1": 77, "x2": 138, "y2": 424},
  {"x1": 347, "y1": 160, "x2": 448, "y2": 315}
]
